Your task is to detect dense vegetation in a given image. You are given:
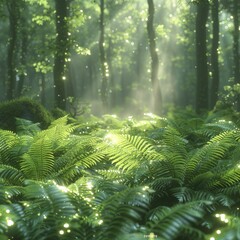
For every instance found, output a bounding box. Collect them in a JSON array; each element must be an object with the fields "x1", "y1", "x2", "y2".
[
  {"x1": 0, "y1": 106, "x2": 240, "y2": 240},
  {"x1": 1, "y1": 1, "x2": 240, "y2": 239}
]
